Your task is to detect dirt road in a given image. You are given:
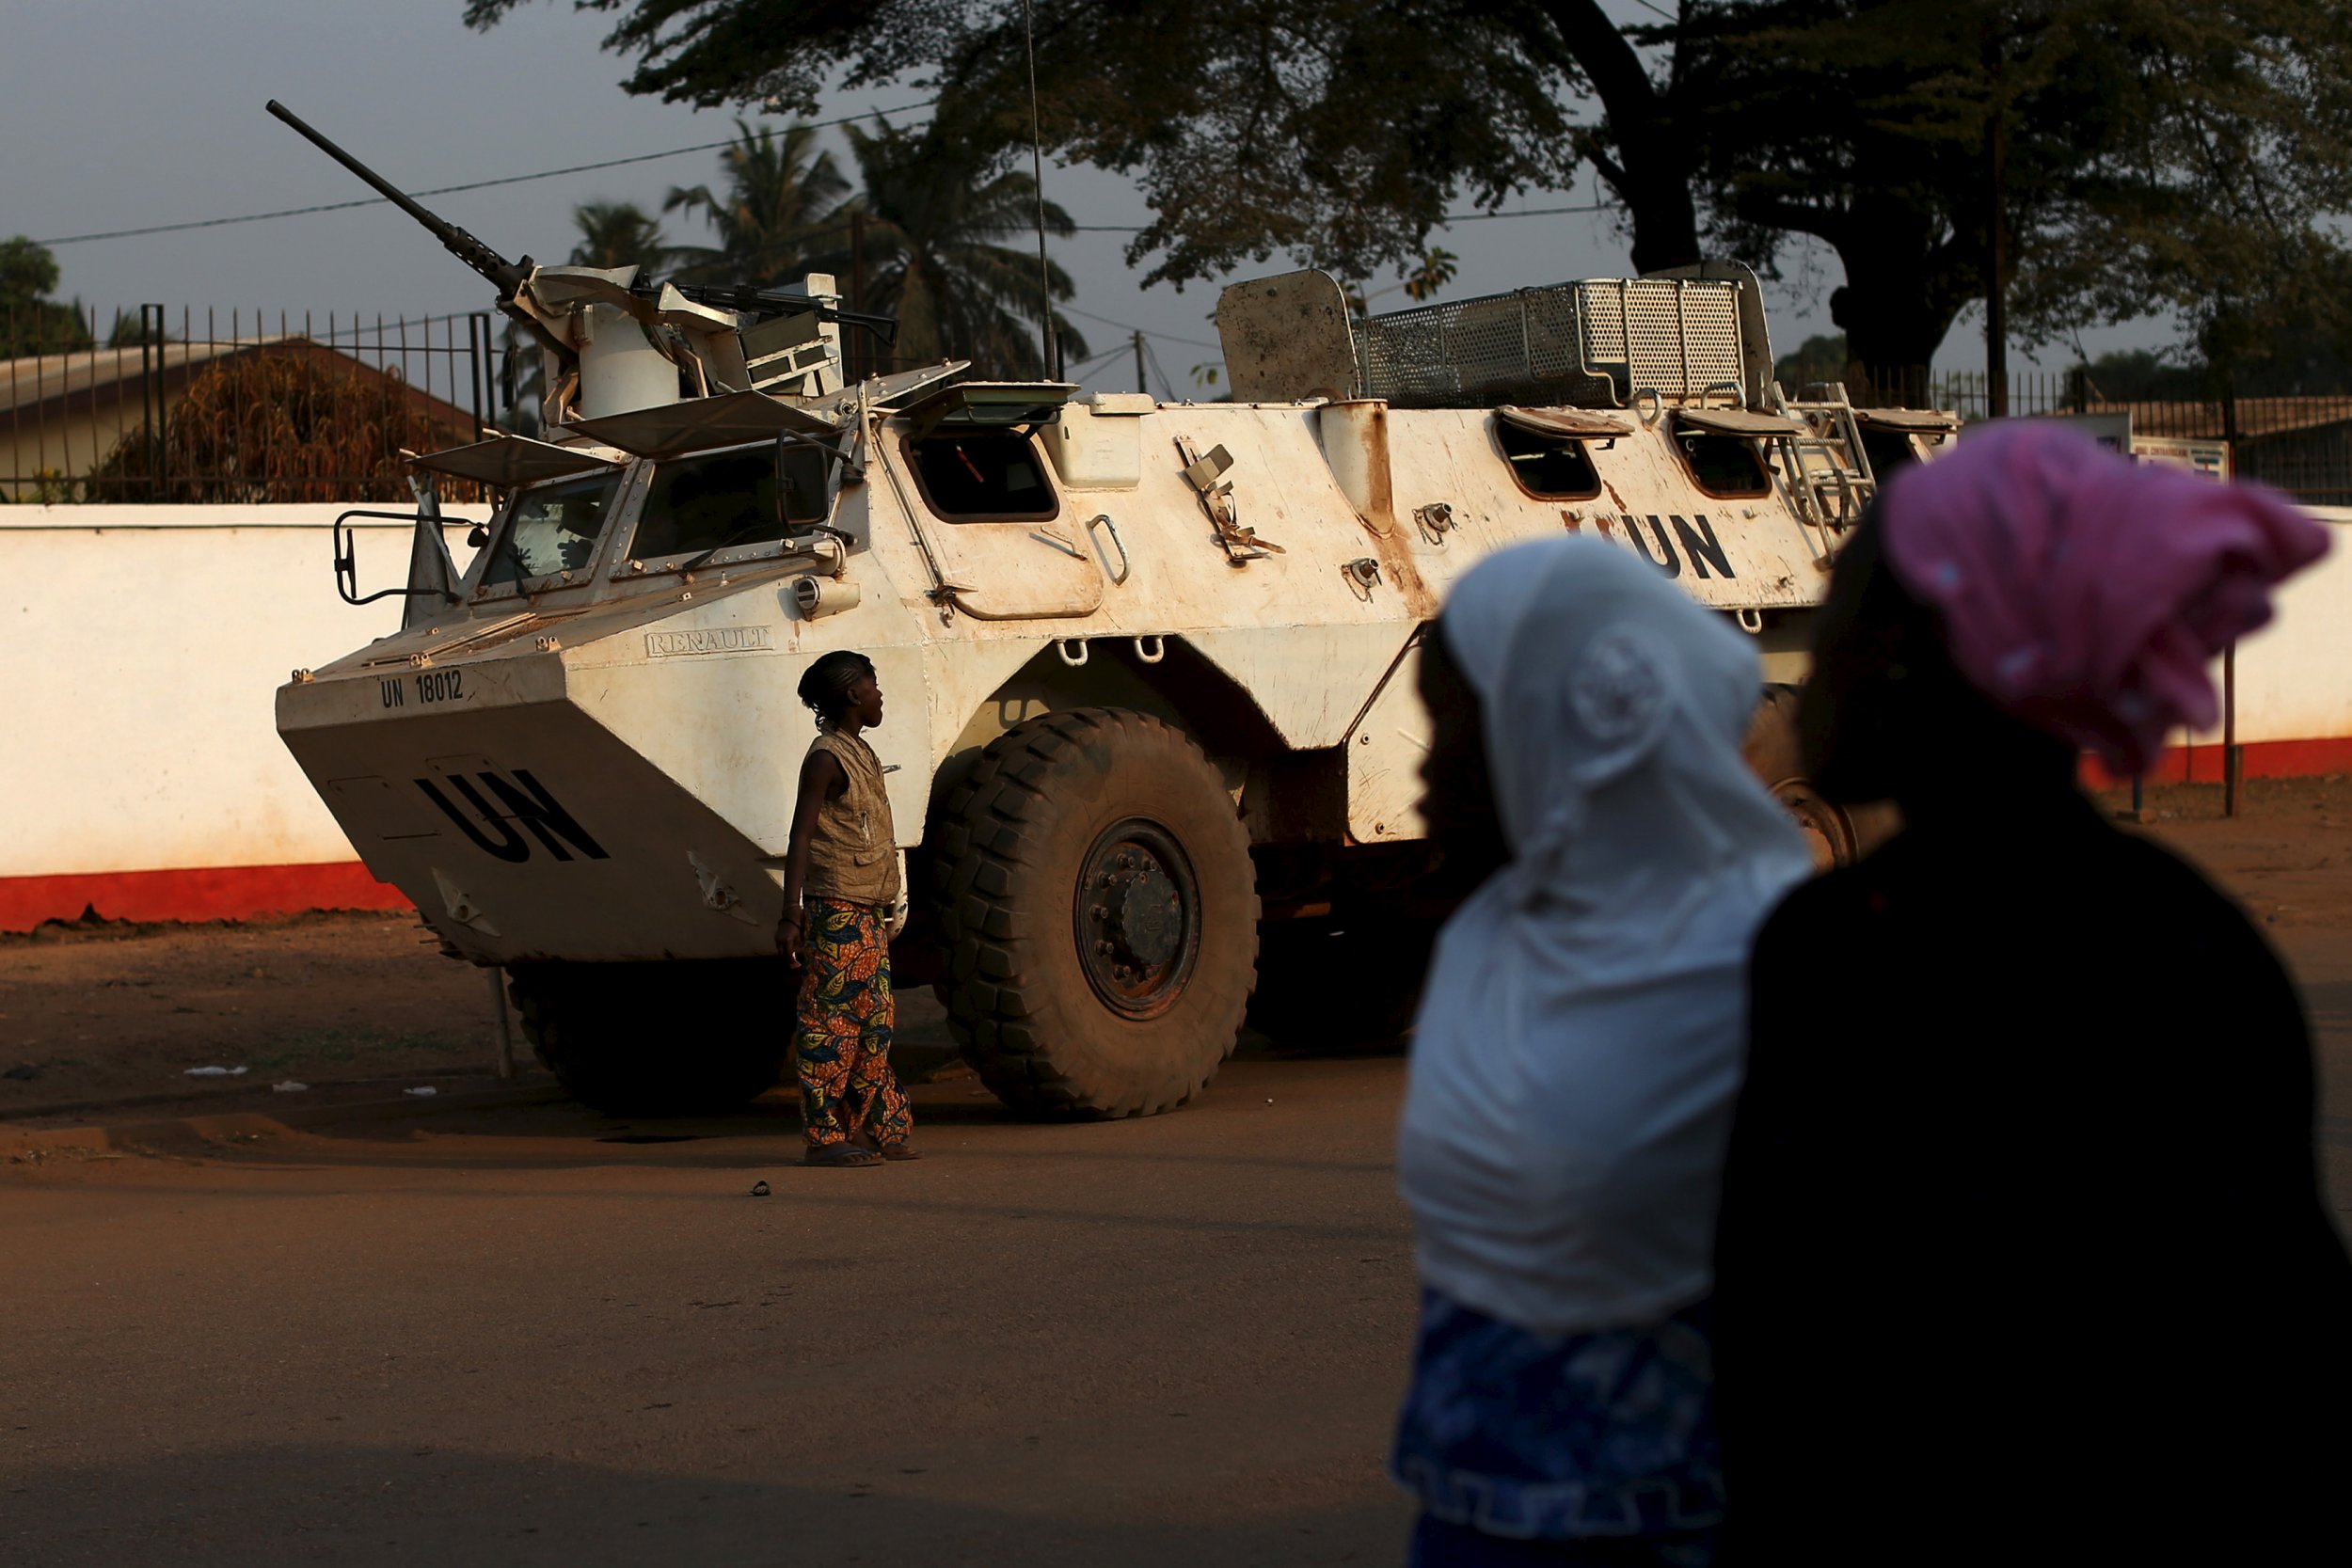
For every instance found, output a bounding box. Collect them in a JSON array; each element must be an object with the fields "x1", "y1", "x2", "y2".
[
  {"x1": 4, "y1": 1055, "x2": 1417, "y2": 1567},
  {"x1": 3, "y1": 778, "x2": 2349, "y2": 1564}
]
